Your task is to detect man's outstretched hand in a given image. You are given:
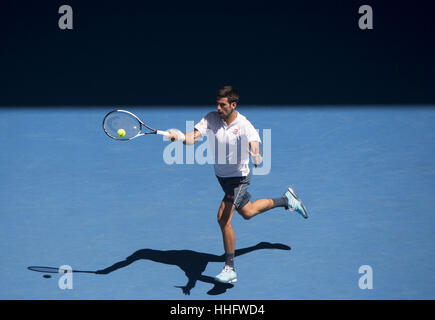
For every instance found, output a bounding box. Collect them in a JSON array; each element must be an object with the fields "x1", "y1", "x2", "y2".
[{"x1": 166, "y1": 129, "x2": 185, "y2": 142}]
